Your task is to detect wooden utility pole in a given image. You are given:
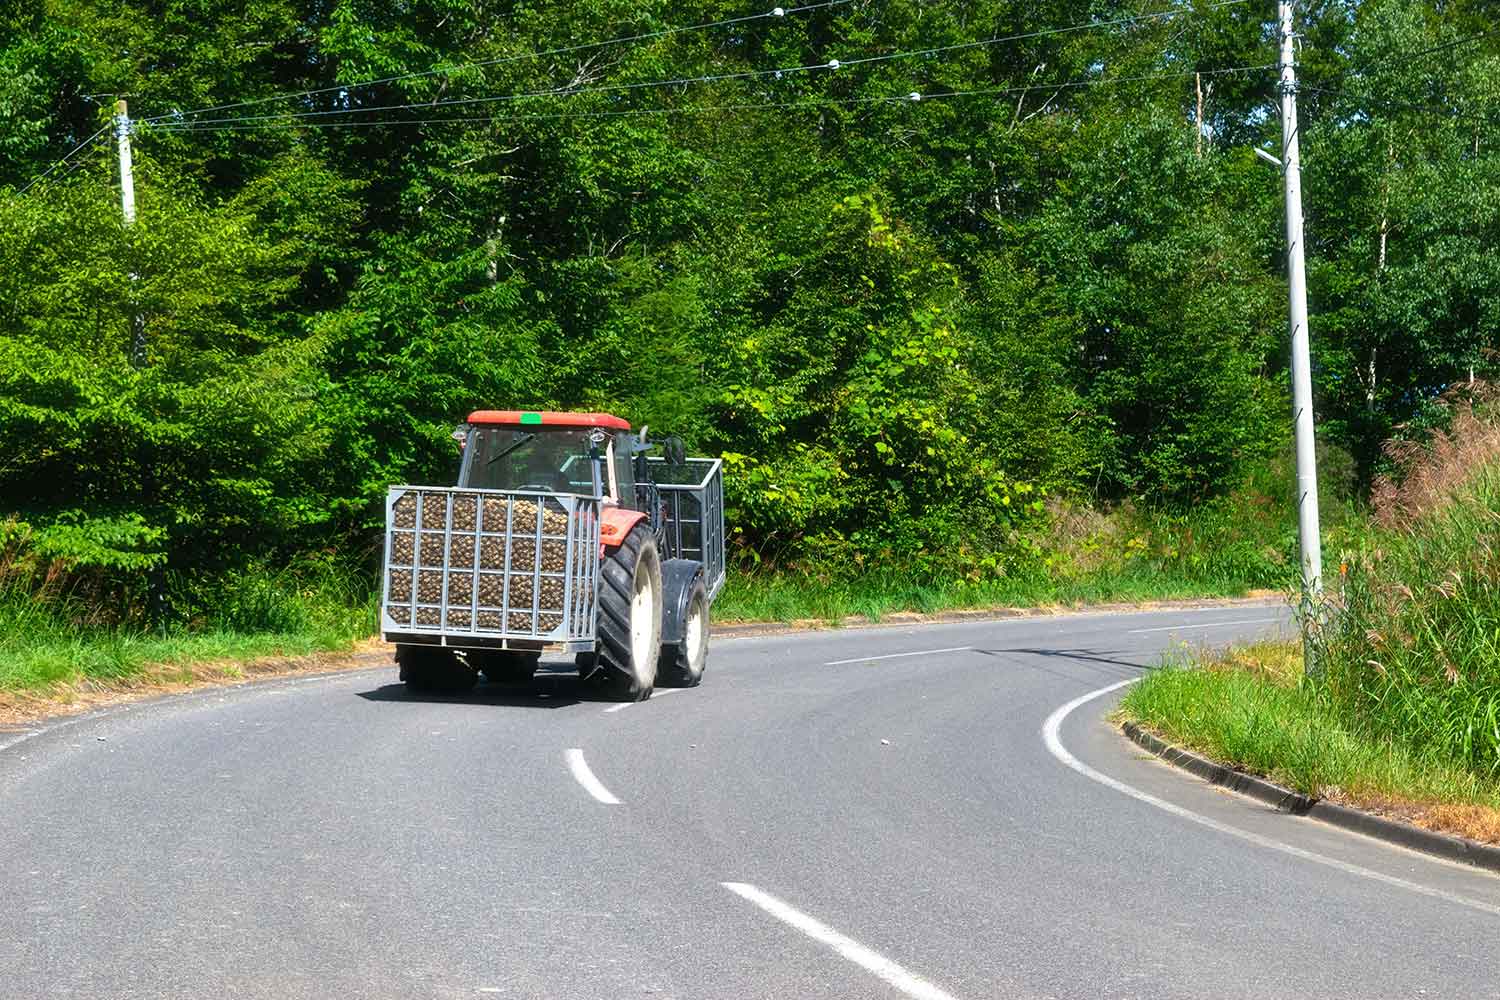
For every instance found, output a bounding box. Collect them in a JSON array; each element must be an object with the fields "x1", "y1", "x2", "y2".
[{"x1": 1196, "y1": 72, "x2": 1204, "y2": 157}]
